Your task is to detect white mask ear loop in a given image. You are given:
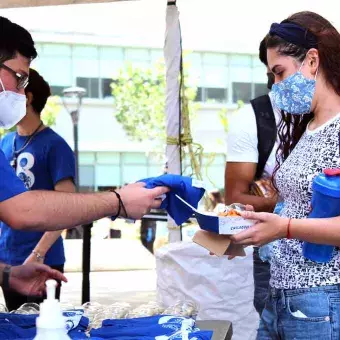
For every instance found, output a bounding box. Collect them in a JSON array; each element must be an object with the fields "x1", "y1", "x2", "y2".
[{"x1": 298, "y1": 55, "x2": 318, "y2": 80}]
